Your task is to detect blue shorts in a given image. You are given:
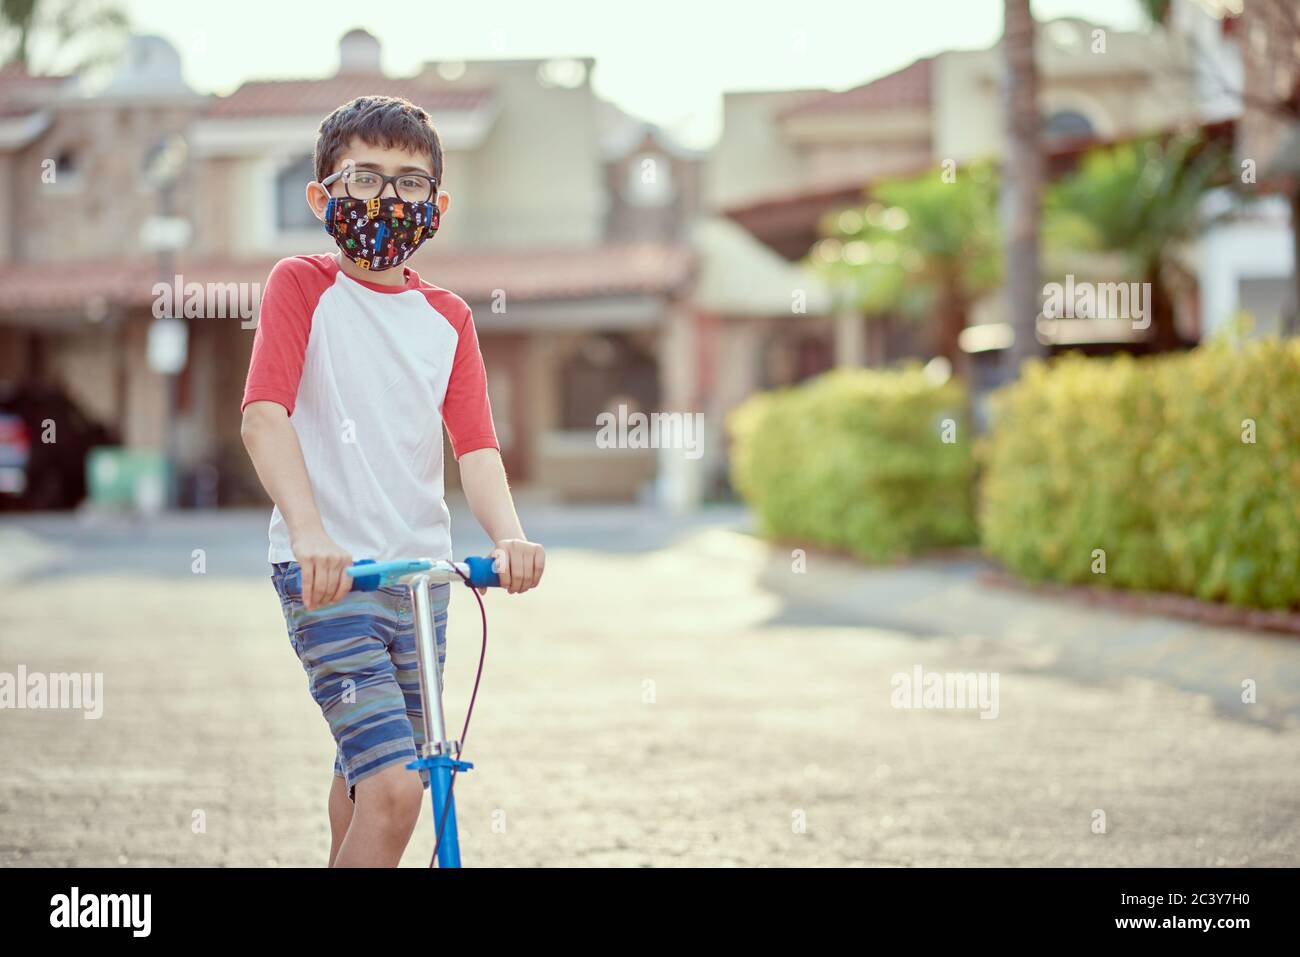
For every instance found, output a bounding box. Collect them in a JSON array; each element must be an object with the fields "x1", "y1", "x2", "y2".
[{"x1": 271, "y1": 561, "x2": 449, "y2": 800}]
